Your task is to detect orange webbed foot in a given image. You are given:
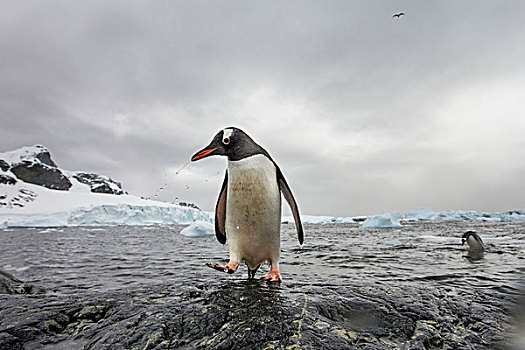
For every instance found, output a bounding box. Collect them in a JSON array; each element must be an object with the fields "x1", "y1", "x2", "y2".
[
  {"x1": 263, "y1": 271, "x2": 281, "y2": 283},
  {"x1": 206, "y1": 262, "x2": 239, "y2": 274}
]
